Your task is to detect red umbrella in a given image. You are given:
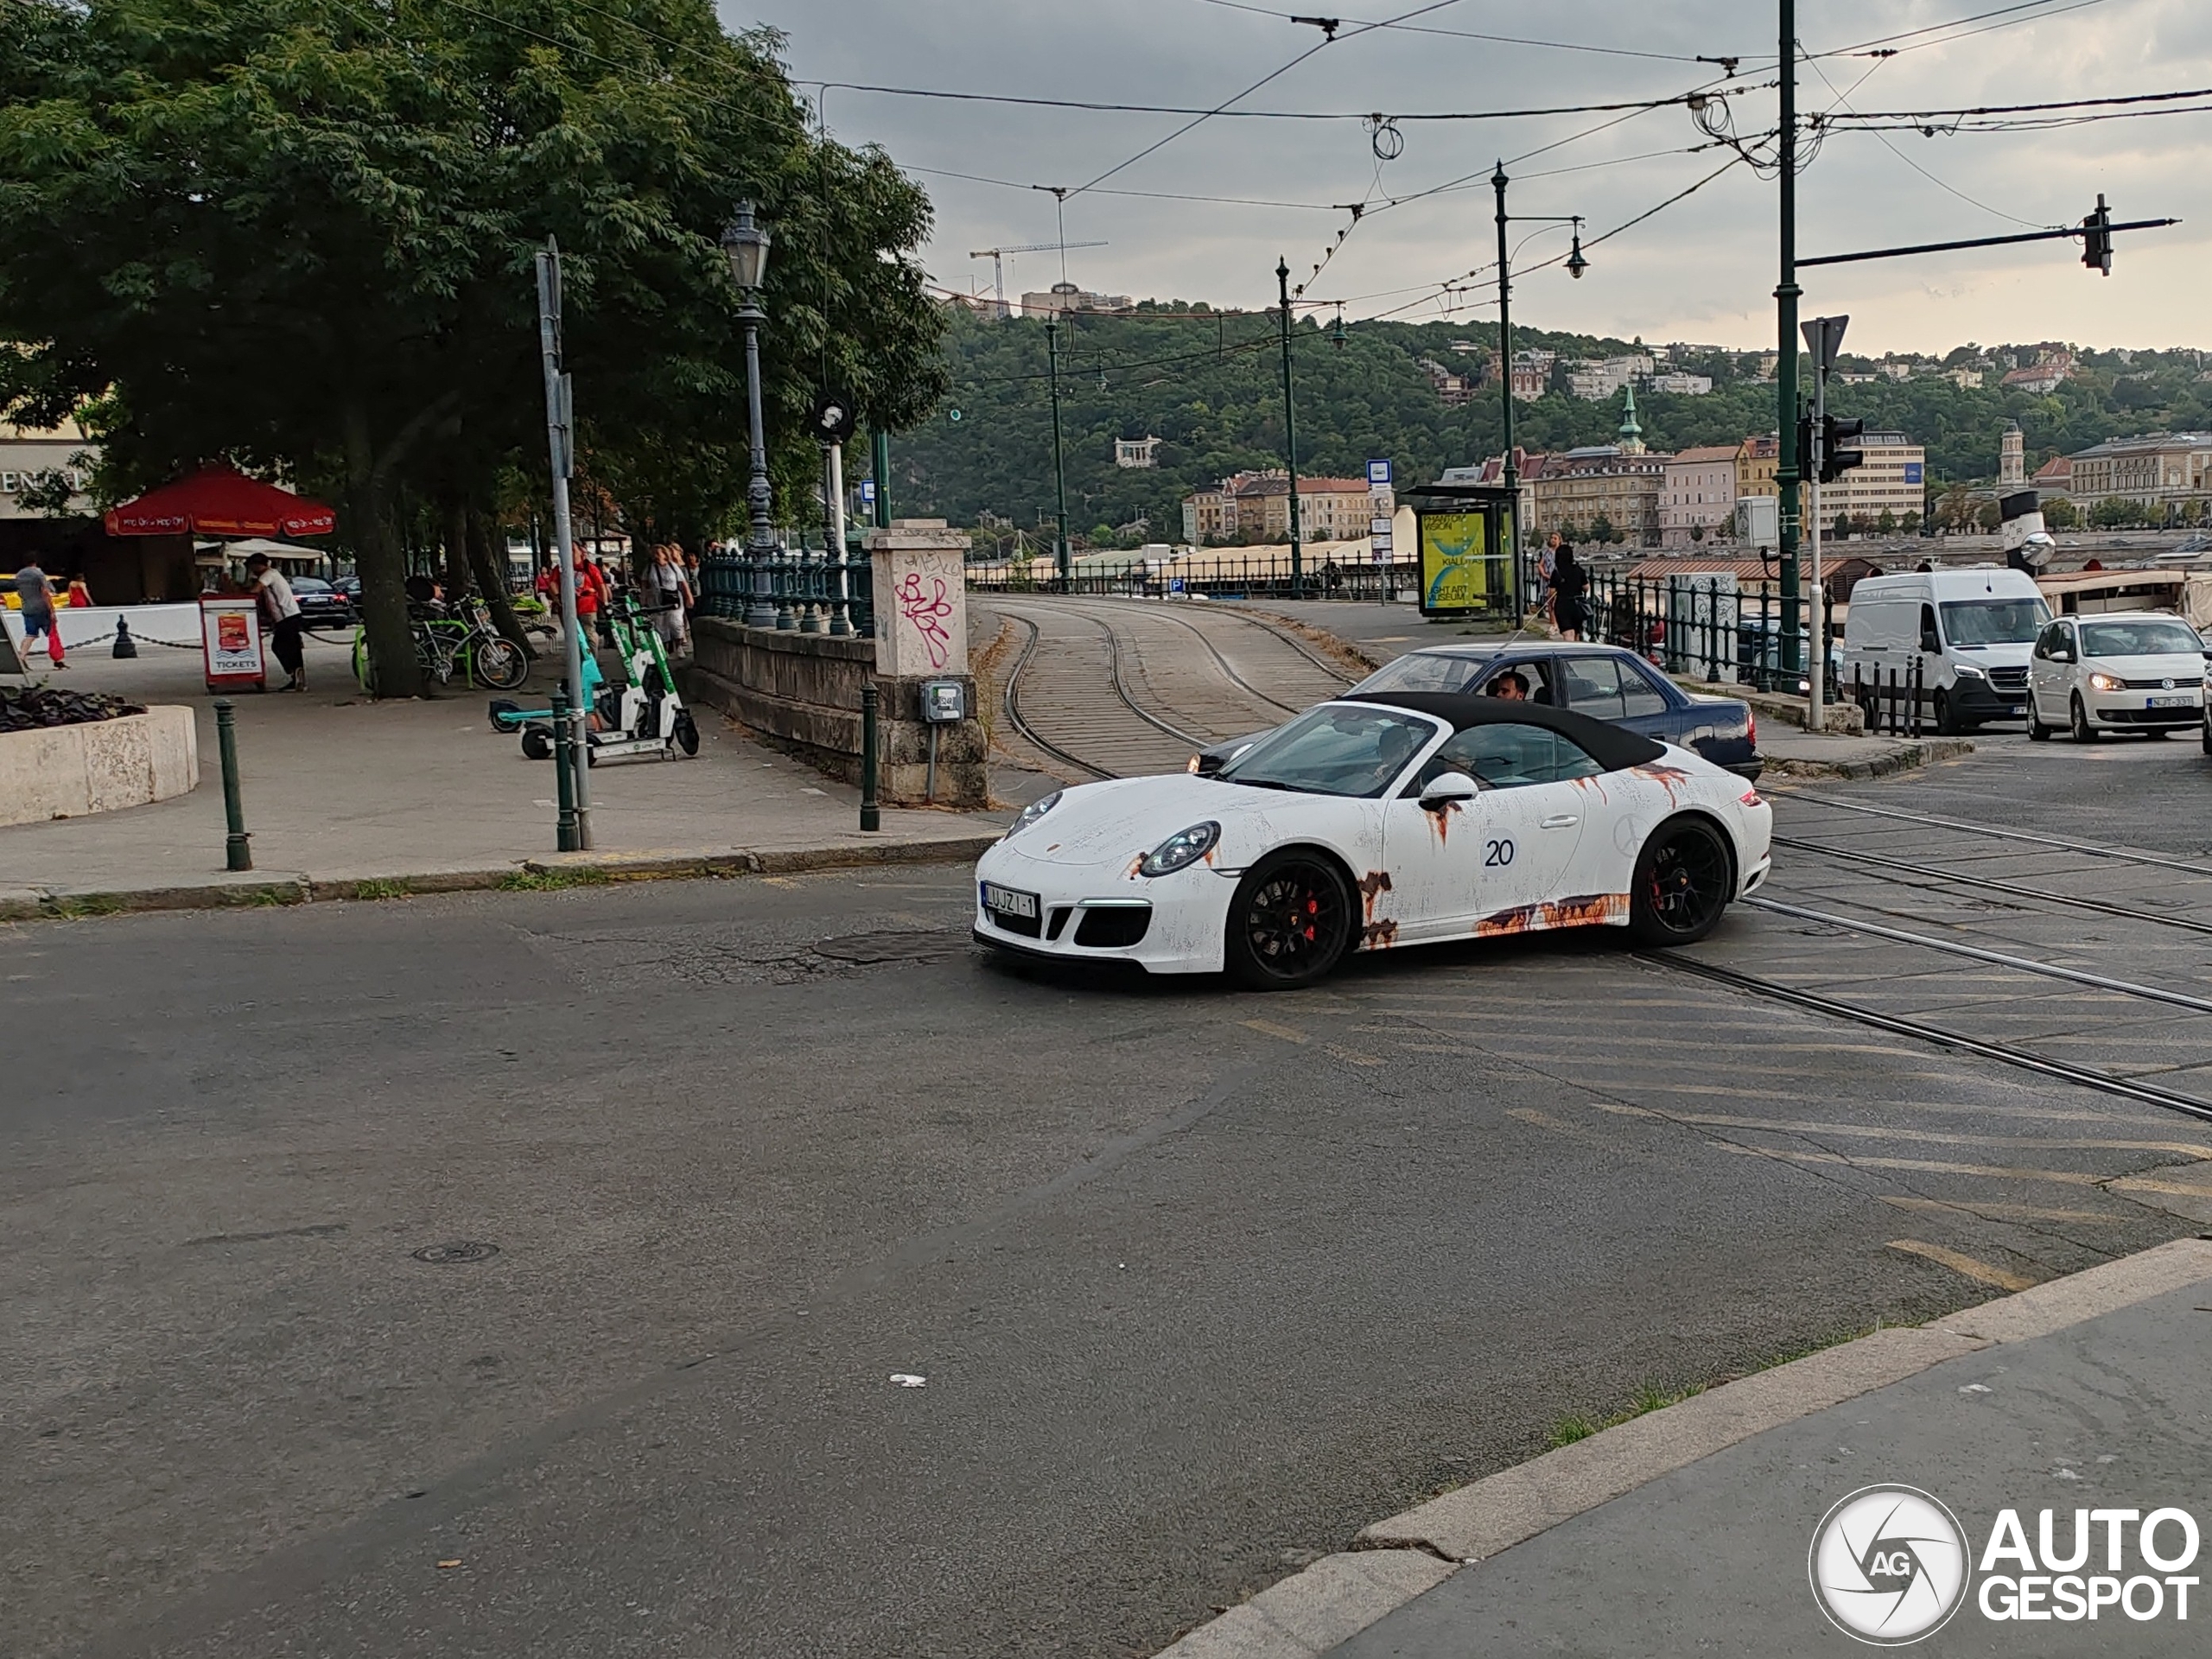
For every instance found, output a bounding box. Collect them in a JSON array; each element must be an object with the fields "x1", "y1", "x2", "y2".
[{"x1": 104, "y1": 465, "x2": 336, "y2": 538}]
